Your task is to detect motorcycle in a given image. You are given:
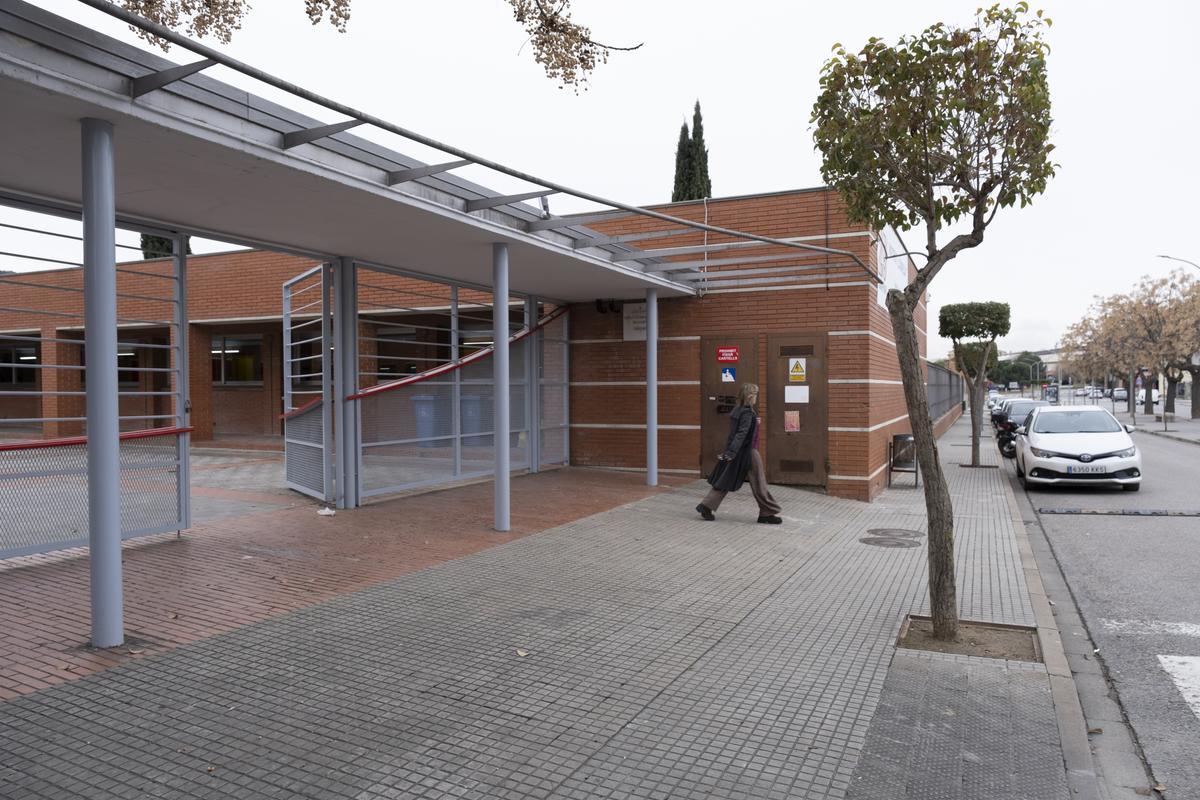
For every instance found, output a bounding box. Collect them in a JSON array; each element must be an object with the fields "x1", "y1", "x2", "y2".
[{"x1": 996, "y1": 420, "x2": 1018, "y2": 459}]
